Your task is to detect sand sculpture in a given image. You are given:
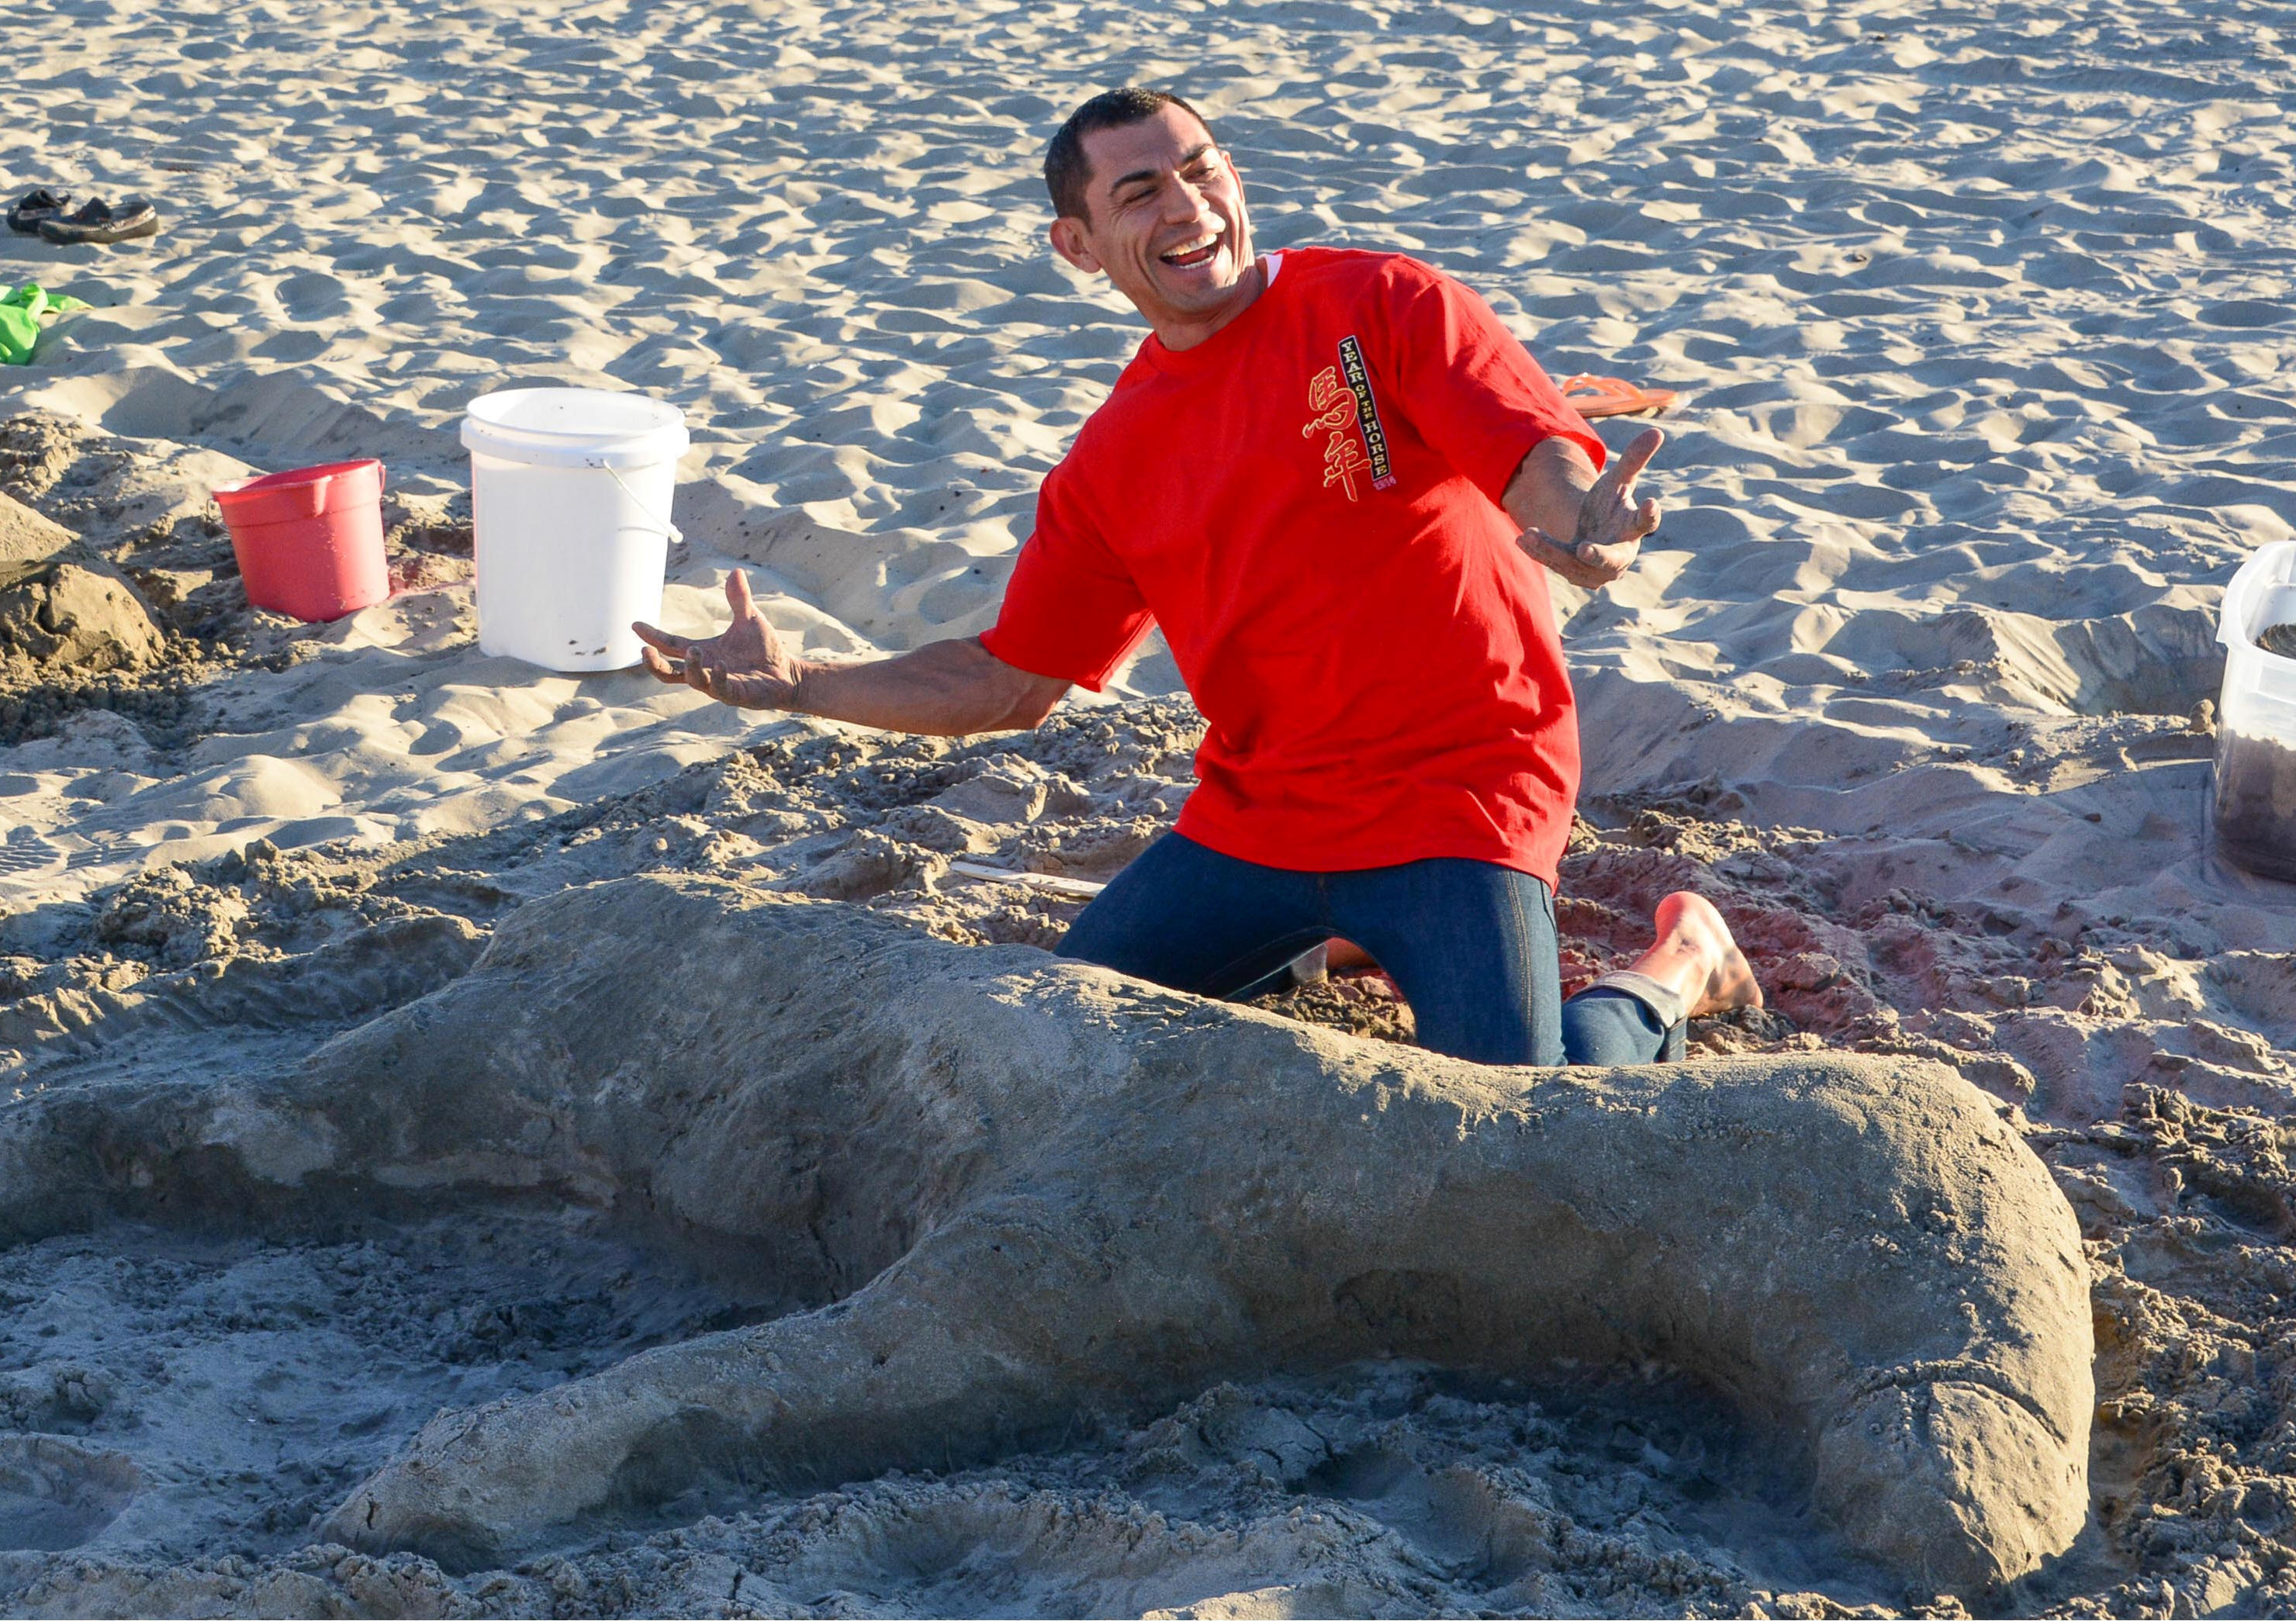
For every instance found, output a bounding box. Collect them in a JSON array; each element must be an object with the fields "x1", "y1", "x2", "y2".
[{"x1": 0, "y1": 873, "x2": 2091, "y2": 1599}]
